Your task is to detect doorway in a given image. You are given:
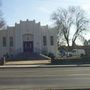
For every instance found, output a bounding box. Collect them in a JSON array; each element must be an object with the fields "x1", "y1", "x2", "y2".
[{"x1": 23, "y1": 41, "x2": 33, "y2": 53}]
